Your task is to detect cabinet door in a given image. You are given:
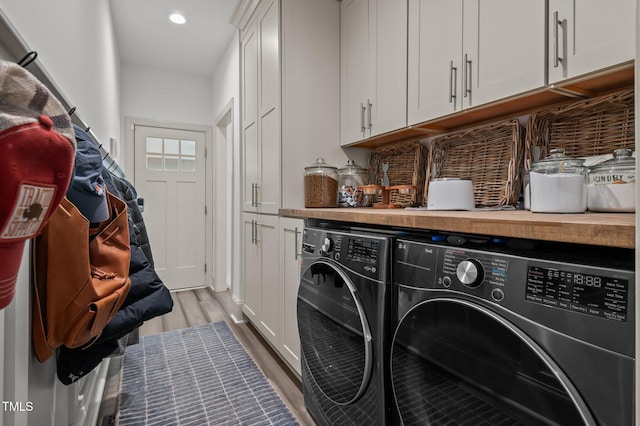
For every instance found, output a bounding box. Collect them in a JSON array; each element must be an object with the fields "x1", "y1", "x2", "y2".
[
  {"x1": 259, "y1": 0, "x2": 280, "y2": 117},
  {"x1": 407, "y1": 0, "x2": 462, "y2": 125},
  {"x1": 258, "y1": 215, "x2": 280, "y2": 346},
  {"x1": 242, "y1": 214, "x2": 261, "y2": 322},
  {"x1": 242, "y1": 25, "x2": 259, "y2": 212},
  {"x1": 369, "y1": 0, "x2": 407, "y2": 137},
  {"x1": 463, "y1": 0, "x2": 545, "y2": 108},
  {"x1": 340, "y1": 0, "x2": 370, "y2": 145},
  {"x1": 258, "y1": 0, "x2": 281, "y2": 214},
  {"x1": 548, "y1": 0, "x2": 635, "y2": 84},
  {"x1": 279, "y1": 217, "x2": 303, "y2": 375}
]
